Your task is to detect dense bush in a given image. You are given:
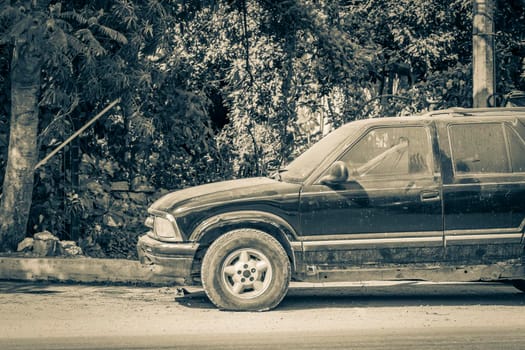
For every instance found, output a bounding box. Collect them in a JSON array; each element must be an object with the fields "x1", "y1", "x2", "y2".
[{"x1": 1, "y1": 0, "x2": 524, "y2": 257}]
